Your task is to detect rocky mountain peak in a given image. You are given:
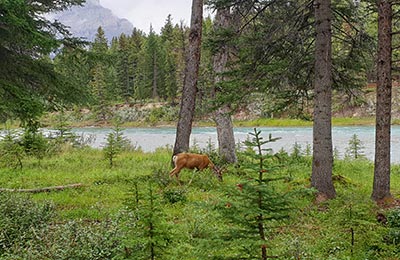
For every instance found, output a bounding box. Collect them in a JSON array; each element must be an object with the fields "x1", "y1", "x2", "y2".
[{"x1": 49, "y1": 0, "x2": 133, "y2": 42}]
